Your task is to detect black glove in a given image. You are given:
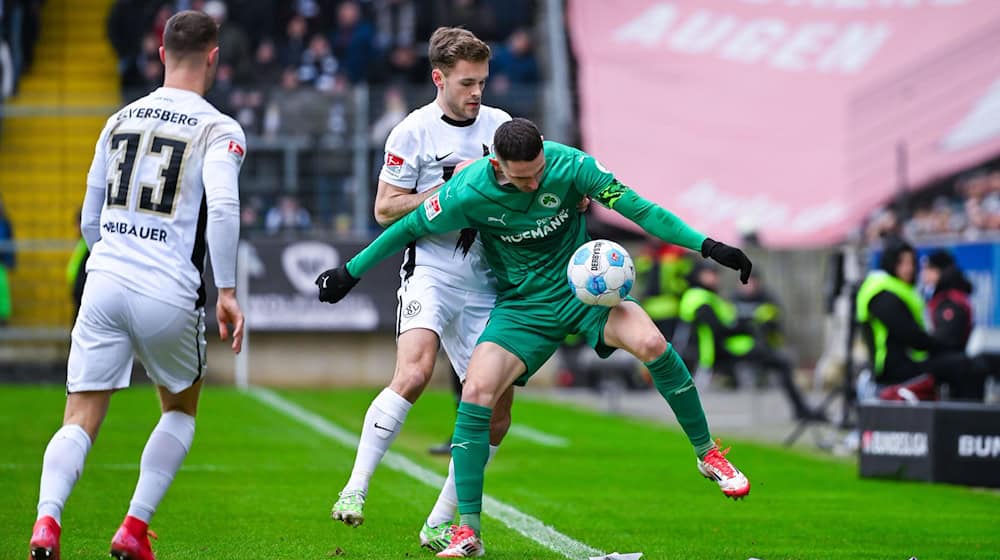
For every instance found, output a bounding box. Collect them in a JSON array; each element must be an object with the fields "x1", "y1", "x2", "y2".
[
  {"x1": 315, "y1": 266, "x2": 360, "y2": 303},
  {"x1": 701, "y1": 237, "x2": 752, "y2": 284}
]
